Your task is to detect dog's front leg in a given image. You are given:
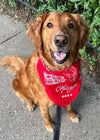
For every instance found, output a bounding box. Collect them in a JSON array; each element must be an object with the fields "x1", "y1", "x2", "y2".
[
  {"x1": 66, "y1": 103, "x2": 79, "y2": 123},
  {"x1": 40, "y1": 106, "x2": 54, "y2": 132}
]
